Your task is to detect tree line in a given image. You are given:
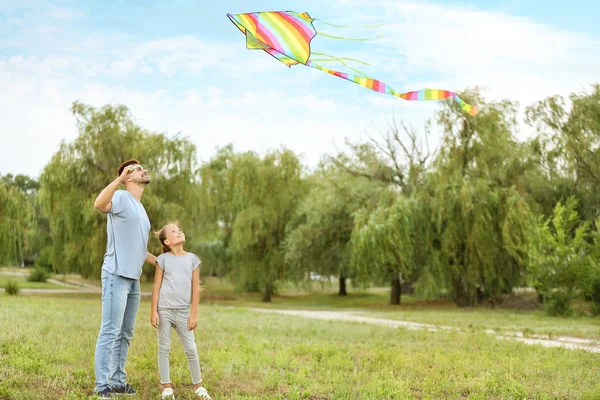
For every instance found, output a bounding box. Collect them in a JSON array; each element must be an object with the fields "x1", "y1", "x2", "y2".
[{"x1": 2, "y1": 85, "x2": 600, "y2": 315}]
